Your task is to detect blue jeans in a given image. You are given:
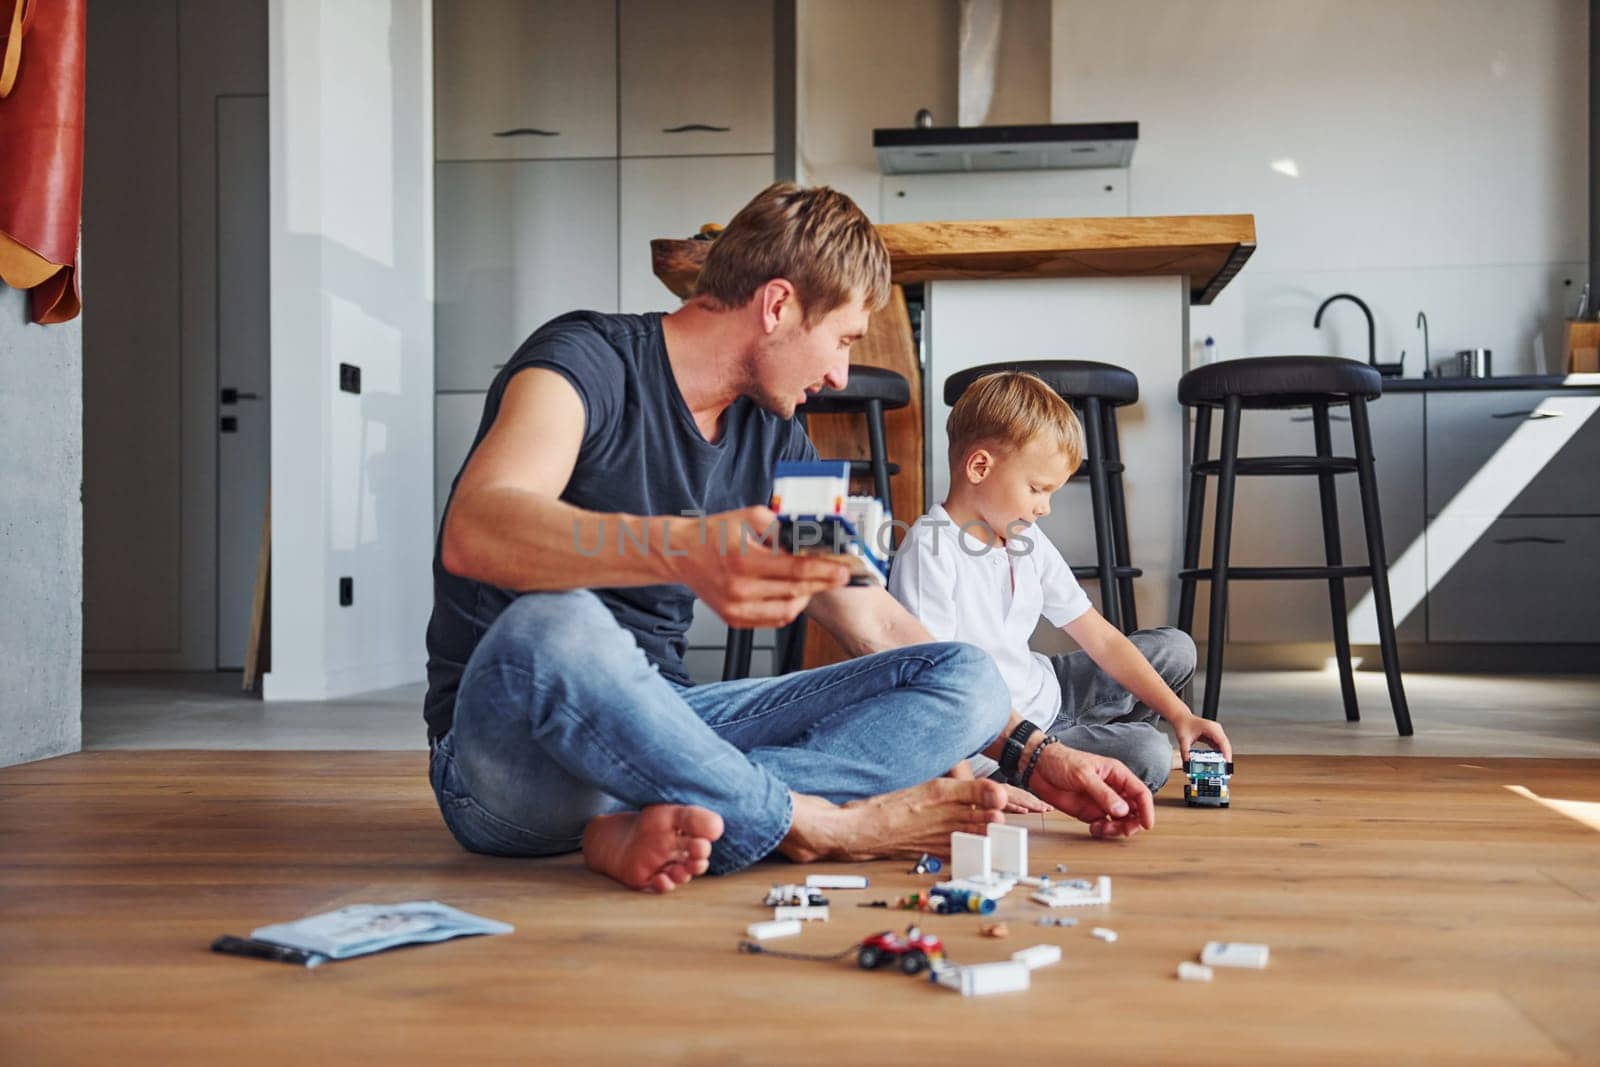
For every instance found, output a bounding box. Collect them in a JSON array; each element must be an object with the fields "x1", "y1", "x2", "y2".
[{"x1": 429, "y1": 590, "x2": 1010, "y2": 875}]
